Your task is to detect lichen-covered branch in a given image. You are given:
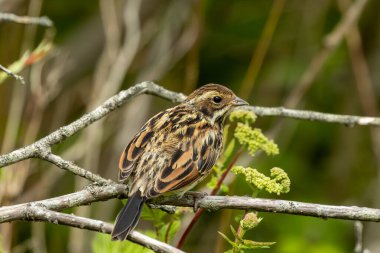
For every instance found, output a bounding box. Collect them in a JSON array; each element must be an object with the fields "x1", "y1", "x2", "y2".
[
  {"x1": 1, "y1": 82, "x2": 379, "y2": 170},
  {"x1": 13, "y1": 205, "x2": 184, "y2": 253},
  {"x1": 37, "y1": 152, "x2": 109, "y2": 184},
  {"x1": 248, "y1": 106, "x2": 380, "y2": 127},
  {"x1": 1, "y1": 185, "x2": 380, "y2": 223},
  {"x1": 0, "y1": 183, "x2": 126, "y2": 223},
  {"x1": 155, "y1": 194, "x2": 380, "y2": 222},
  {"x1": 0, "y1": 81, "x2": 186, "y2": 168}
]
